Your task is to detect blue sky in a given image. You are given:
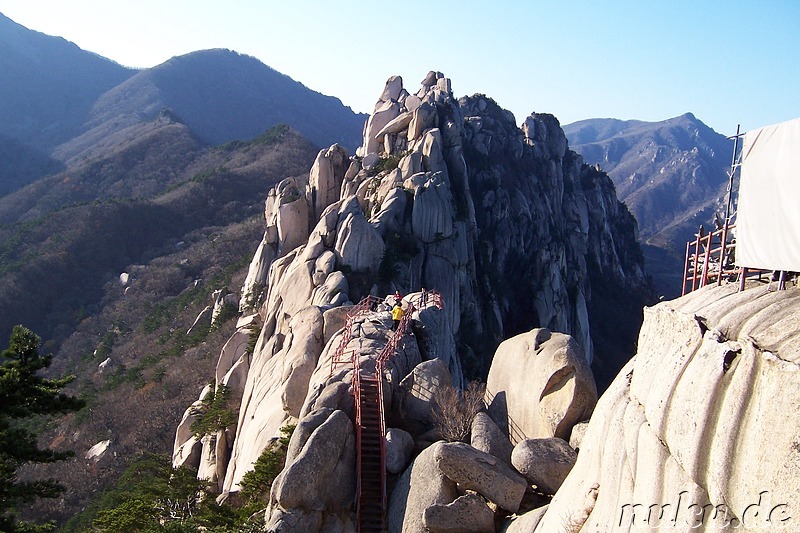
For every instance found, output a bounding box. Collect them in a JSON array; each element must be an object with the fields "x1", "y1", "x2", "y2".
[{"x1": 2, "y1": 0, "x2": 797, "y2": 135}]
